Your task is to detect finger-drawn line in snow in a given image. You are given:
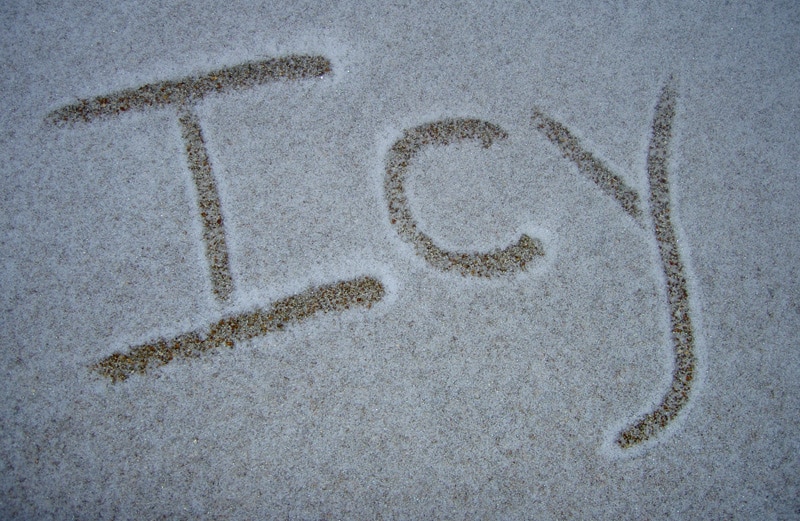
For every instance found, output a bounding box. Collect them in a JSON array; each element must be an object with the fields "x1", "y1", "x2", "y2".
[
  {"x1": 384, "y1": 80, "x2": 696, "y2": 449},
  {"x1": 92, "y1": 276, "x2": 385, "y2": 382}
]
